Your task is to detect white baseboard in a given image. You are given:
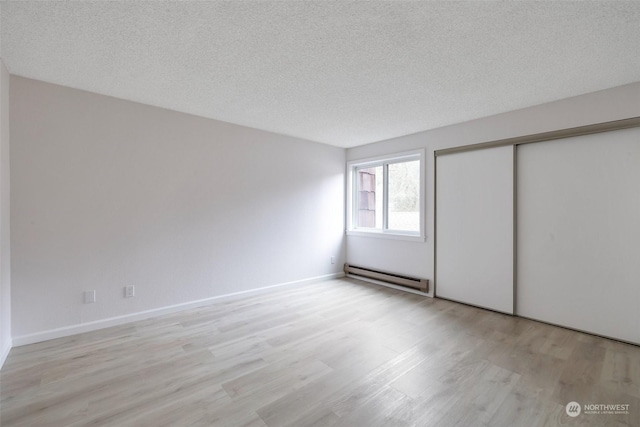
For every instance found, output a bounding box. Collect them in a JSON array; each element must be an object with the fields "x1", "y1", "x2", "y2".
[
  {"x1": 13, "y1": 272, "x2": 344, "y2": 347},
  {"x1": 346, "y1": 273, "x2": 433, "y2": 297},
  {"x1": 0, "y1": 339, "x2": 12, "y2": 370}
]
